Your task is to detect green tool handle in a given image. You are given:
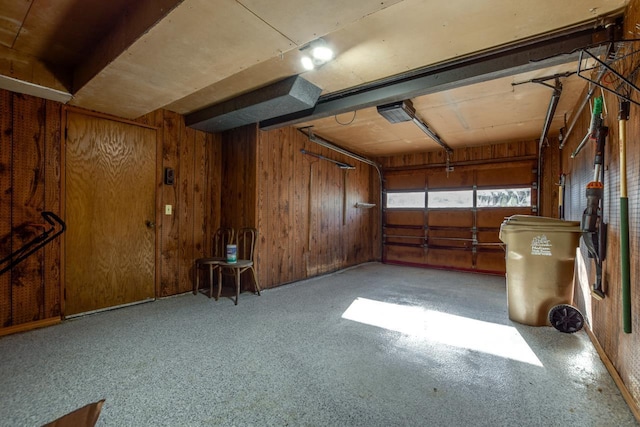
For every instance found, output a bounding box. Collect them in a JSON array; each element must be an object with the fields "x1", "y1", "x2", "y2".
[
  {"x1": 621, "y1": 197, "x2": 631, "y2": 333},
  {"x1": 619, "y1": 103, "x2": 631, "y2": 334}
]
